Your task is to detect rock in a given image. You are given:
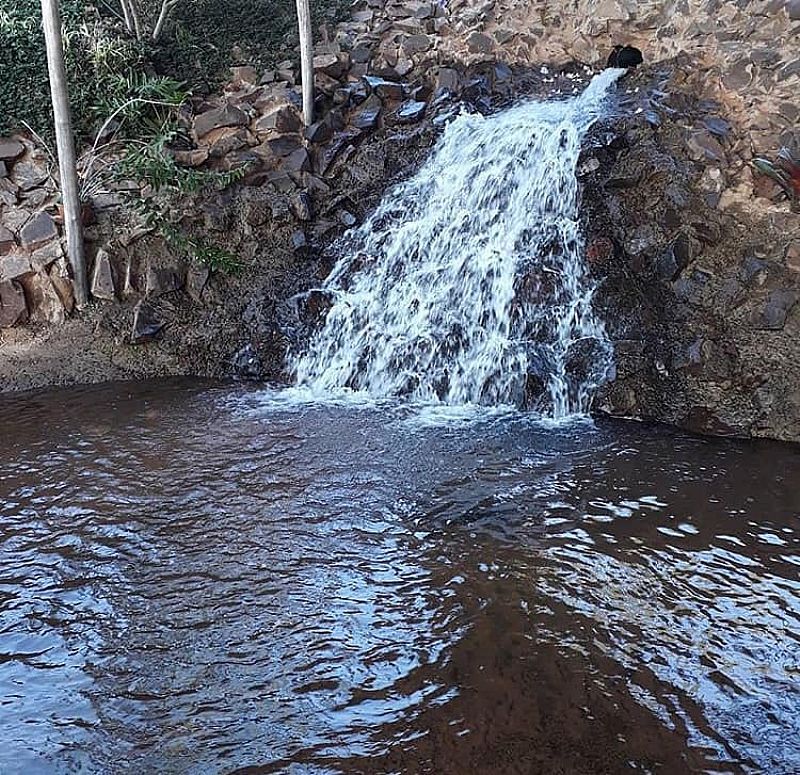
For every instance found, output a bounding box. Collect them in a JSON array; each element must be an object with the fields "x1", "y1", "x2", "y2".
[
  {"x1": 186, "y1": 264, "x2": 210, "y2": 303},
  {"x1": 19, "y1": 211, "x2": 58, "y2": 251},
  {"x1": 0, "y1": 279, "x2": 27, "y2": 327},
  {"x1": 0, "y1": 178, "x2": 17, "y2": 207},
  {"x1": 91, "y1": 247, "x2": 117, "y2": 300},
  {"x1": 687, "y1": 130, "x2": 725, "y2": 162},
  {"x1": 0, "y1": 252, "x2": 32, "y2": 281},
  {"x1": 194, "y1": 104, "x2": 249, "y2": 139},
  {"x1": 364, "y1": 76, "x2": 404, "y2": 101},
  {"x1": 204, "y1": 126, "x2": 253, "y2": 158},
  {"x1": 753, "y1": 290, "x2": 798, "y2": 330},
  {"x1": 312, "y1": 53, "x2": 348, "y2": 80},
  {"x1": 291, "y1": 191, "x2": 312, "y2": 221},
  {"x1": 24, "y1": 273, "x2": 65, "y2": 324},
  {"x1": 396, "y1": 100, "x2": 426, "y2": 123},
  {"x1": 788, "y1": 0, "x2": 800, "y2": 21},
  {"x1": 231, "y1": 65, "x2": 259, "y2": 85},
  {"x1": 785, "y1": 243, "x2": 800, "y2": 273},
  {"x1": 352, "y1": 94, "x2": 382, "y2": 129},
  {"x1": 402, "y1": 34, "x2": 431, "y2": 55},
  {"x1": 284, "y1": 147, "x2": 311, "y2": 174},
  {"x1": 291, "y1": 230, "x2": 307, "y2": 251},
  {"x1": 172, "y1": 148, "x2": 209, "y2": 167},
  {"x1": 254, "y1": 104, "x2": 302, "y2": 135},
  {"x1": 435, "y1": 67, "x2": 460, "y2": 93},
  {"x1": 0, "y1": 138, "x2": 24, "y2": 160},
  {"x1": 339, "y1": 210, "x2": 357, "y2": 226},
  {"x1": 232, "y1": 344, "x2": 263, "y2": 380},
  {"x1": 30, "y1": 240, "x2": 64, "y2": 271},
  {"x1": 146, "y1": 265, "x2": 184, "y2": 297},
  {"x1": 0, "y1": 225, "x2": 14, "y2": 255},
  {"x1": 11, "y1": 160, "x2": 48, "y2": 191},
  {"x1": 351, "y1": 44, "x2": 373, "y2": 64},
  {"x1": 594, "y1": 0, "x2": 632, "y2": 21},
  {"x1": 305, "y1": 119, "x2": 334, "y2": 144},
  {"x1": 467, "y1": 32, "x2": 493, "y2": 54},
  {"x1": 131, "y1": 300, "x2": 164, "y2": 344},
  {"x1": 0, "y1": 160, "x2": 6, "y2": 178},
  {"x1": 267, "y1": 135, "x2": 304, "y2": 157},
  {"x1": 48, "y1": 262, "x2": 74, "y2": 314}
]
